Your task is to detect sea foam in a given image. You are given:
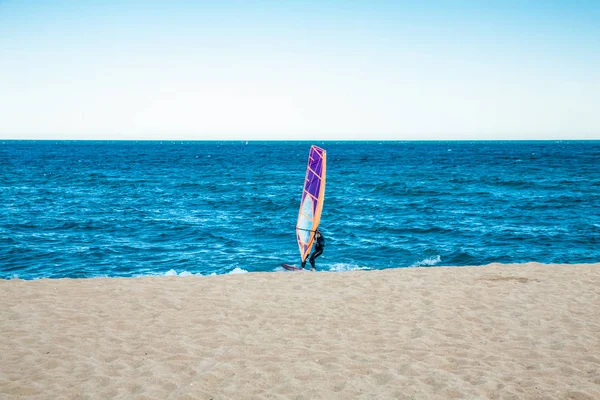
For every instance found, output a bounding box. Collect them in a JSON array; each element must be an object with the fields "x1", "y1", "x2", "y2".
[{"x1": 410, "y1": 255, "x2": 442, "y2": 267}]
